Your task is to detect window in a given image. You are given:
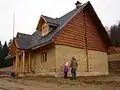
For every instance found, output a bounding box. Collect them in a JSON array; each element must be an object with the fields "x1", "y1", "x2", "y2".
[
  {"x1": 42, "y1": 25, "x2": 47, "y2": 30},
  {"x1": 41, "y1": 52, "x2": 47, "y2": 63},
  {"x1": 41, "y1": 23, "x2": 48, "y2": 36}
]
